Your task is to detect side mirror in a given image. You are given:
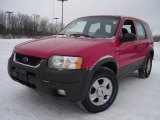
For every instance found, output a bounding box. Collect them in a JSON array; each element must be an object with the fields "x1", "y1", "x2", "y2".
[{"x1": 120, "y1": 33, "x2": 136, "y2": 42}]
